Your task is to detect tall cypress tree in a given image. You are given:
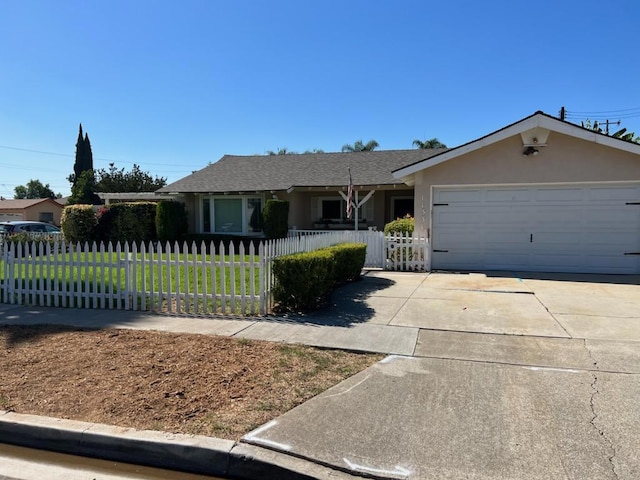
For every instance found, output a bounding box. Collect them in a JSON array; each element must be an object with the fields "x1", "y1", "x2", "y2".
[
  {"x1": 71, "y1": 123, "x2": 94, "y2": 187},
  {"x1": 82, "y1": 131, "x2": 93, "y2": 172}
]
